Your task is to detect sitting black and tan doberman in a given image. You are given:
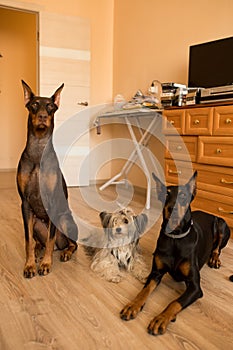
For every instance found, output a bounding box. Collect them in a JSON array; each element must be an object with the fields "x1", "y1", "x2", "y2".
[
  {"x1": 17, "y1": 81, "x2": 78, "y2": 278},
  {"x1": 120, "y1": 171, "x2": 230, "y2": 335}
]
